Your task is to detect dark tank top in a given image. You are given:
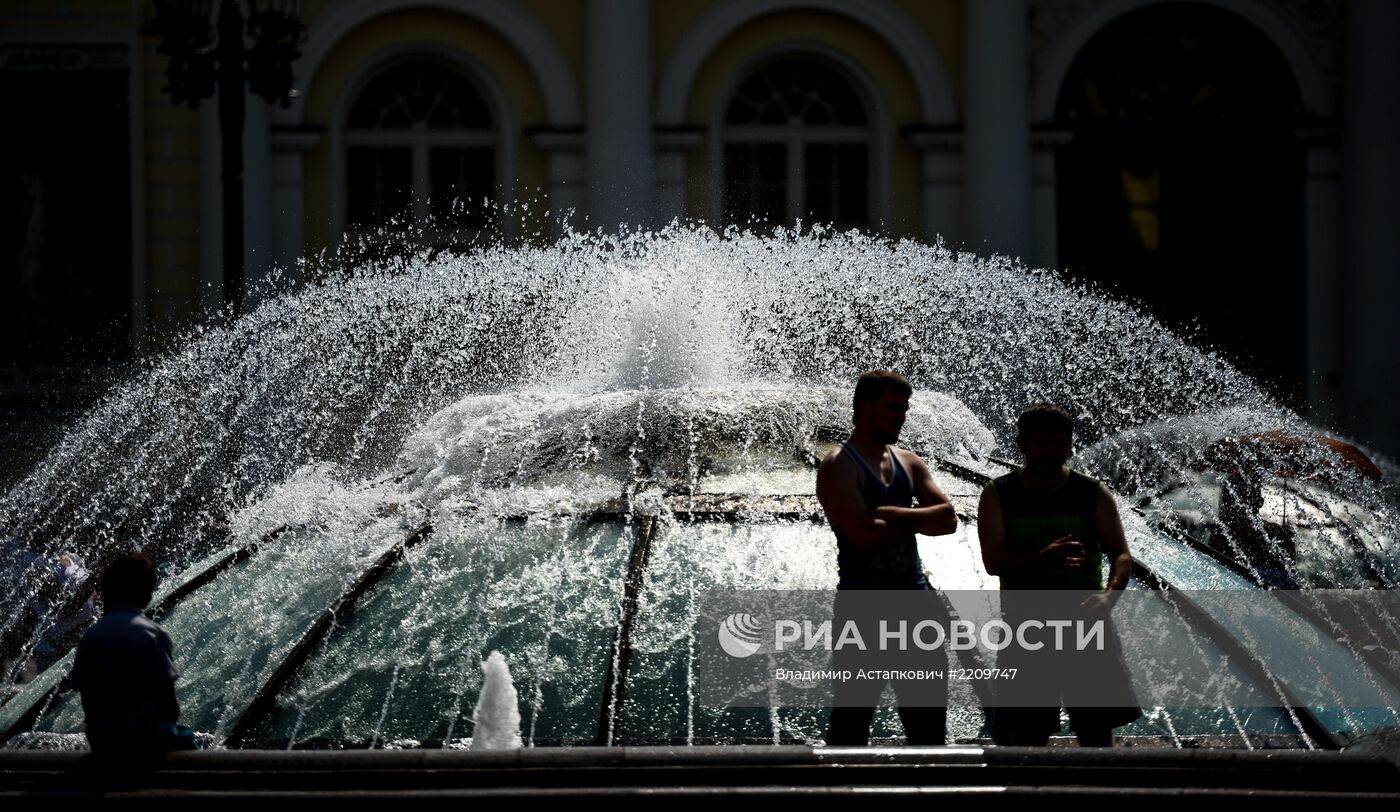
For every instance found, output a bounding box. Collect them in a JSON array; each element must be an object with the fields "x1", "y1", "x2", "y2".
[
  {"x1": 989, "y1": 468, "x2": 1105, "y2": 590},
  {"x1": 832, "y1": 440, "x2": 927, "y2": 590}
]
